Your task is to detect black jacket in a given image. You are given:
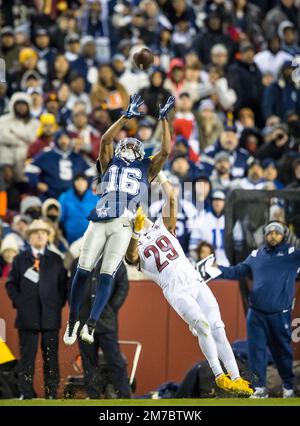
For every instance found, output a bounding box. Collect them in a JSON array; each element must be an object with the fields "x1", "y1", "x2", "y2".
[
  {"x1": 73, "y1": 260, "x2": 129, "y2": 334},
  {"x1": 6, "y1": 248, "x2": 68, "y2": 330}
]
